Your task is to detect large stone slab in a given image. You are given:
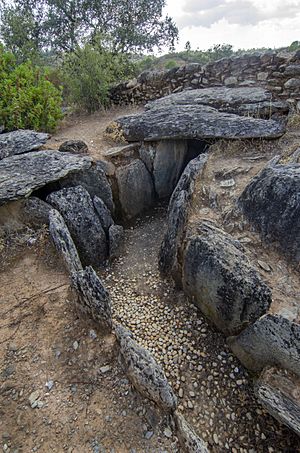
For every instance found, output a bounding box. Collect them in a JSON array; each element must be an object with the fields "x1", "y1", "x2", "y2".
[
  {"x1": 0, "y1": 150, "x2": 92, "y2": 206},
  {"x1": 239, "y1": 159, "x2": 300, "y2": 263},
  {"x1": 116, "y1": 159, "x2": 155, "y2": 219},
  {"x1": 48, "y1": 209, "x2": 83, "y2": 275},
  {"x1": 174, "y1": 412, "x2": 209, "y2": 453},
  {"x1": 255, "y1": 368, "x2": 300, "y2": 437},
  {"x1": 115, "y1": 325, "x2": 177, "y2": 413},
  {"x1": 71, "y1": 266, "x2": 112, "y2": 331},
  {"x1": 182, "y1": 221, "x2": 272, "y2": 335},
  {"x1": 113, "y1": 99, "x2": 286, "y2": 142},
  {"x1": 228, "y1": 314, "x2": 300, "y2": 377},
  {"x1": 146, "y1": 87, "x2": 289, "y2": 118},
  {"x1": 0, "y1": 130, "x2": 49, "y2": 160},
  {"x1": 47, "y1": 186, "x2": 108, "y2": 267},
  {"x1": 159, "y1": 153, "x2": 208, "y2": 284}
]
